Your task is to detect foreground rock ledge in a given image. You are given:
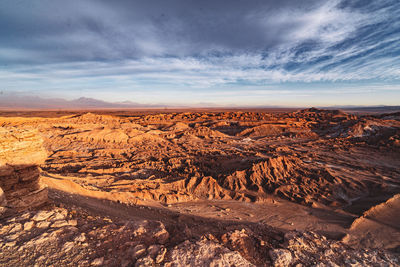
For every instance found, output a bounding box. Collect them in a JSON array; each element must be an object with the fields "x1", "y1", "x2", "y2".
[{"x1": 0, "y1": 128, "x2": 48, "y2": 213}]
